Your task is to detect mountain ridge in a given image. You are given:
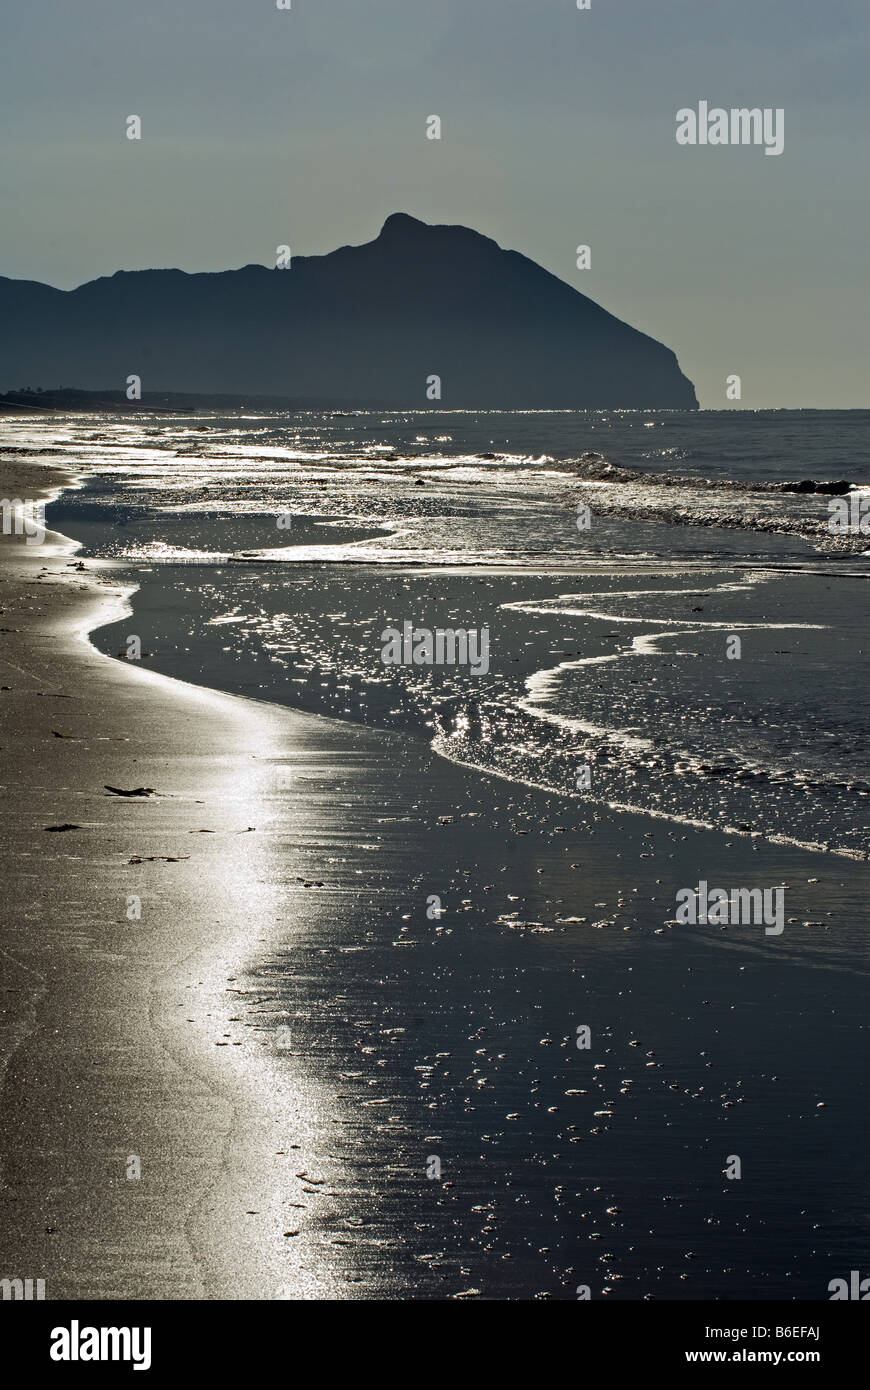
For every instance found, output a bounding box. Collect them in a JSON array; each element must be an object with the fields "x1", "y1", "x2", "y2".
[{"x1": 0, "y1": 214, "x2": 698, "y2": 408}]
